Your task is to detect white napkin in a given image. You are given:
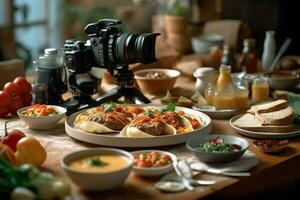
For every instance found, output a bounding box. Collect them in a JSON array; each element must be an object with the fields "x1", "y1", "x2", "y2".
[{"x1": 188, "y1": 150, "x2": 259, "y2": 172}]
